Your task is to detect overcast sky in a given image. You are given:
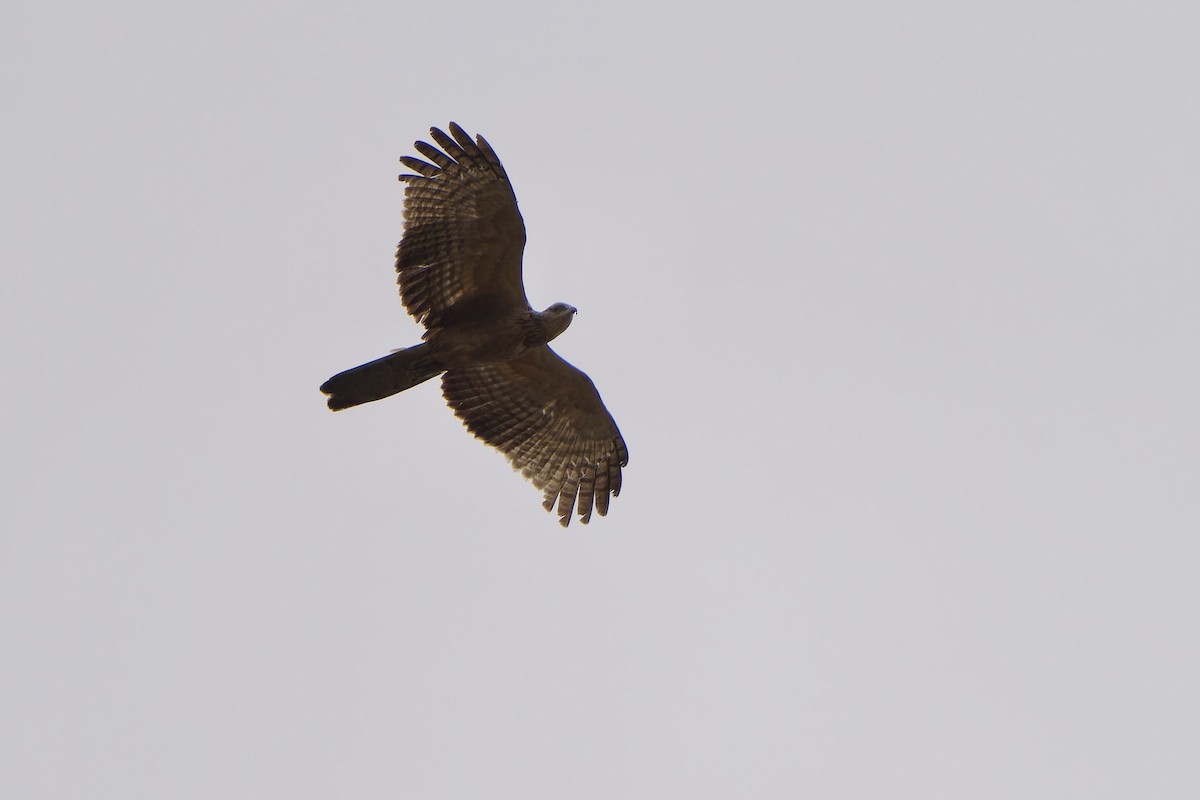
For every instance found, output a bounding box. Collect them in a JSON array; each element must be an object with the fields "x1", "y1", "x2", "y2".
[{"x1": 3, "y1": 2, "x2": 1198, "y2": 798}]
